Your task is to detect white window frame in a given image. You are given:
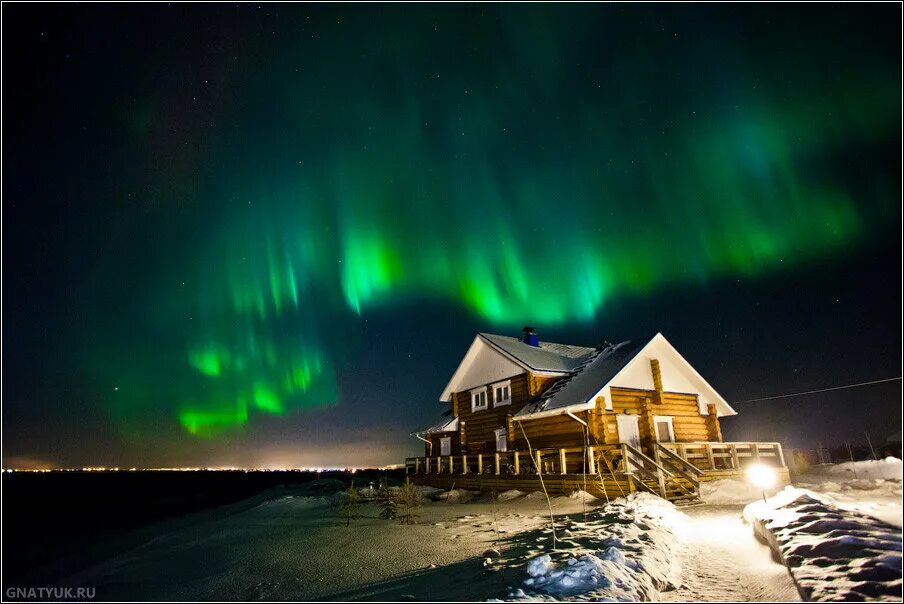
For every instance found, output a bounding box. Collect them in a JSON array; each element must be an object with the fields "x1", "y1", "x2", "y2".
[
  {"x1": 492, "y1": 379, "x2": 512, "y2": 407},
  {"x1": 470, "y1": 387, "x2": 488, "y2": 412},
  {"x1": 494, "y1": 428, "x2": 508, "y2": 452},
  {"x1": 652, "y1": 415, "x2": 676, "y2": 443}
]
